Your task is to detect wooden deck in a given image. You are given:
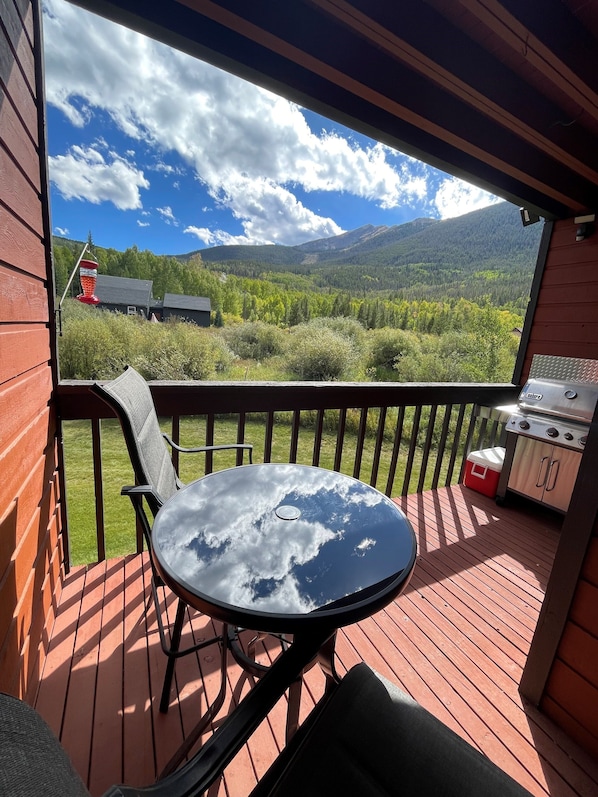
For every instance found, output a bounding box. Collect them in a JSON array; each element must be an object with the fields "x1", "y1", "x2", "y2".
[{"x1": 32, "y1": 486, "x2": 598, "y2": 797}]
